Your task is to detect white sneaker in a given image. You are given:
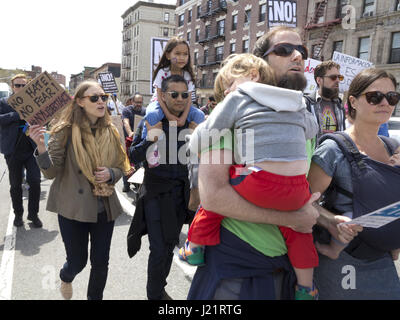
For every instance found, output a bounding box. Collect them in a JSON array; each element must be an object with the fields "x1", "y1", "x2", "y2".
[{"x1": 60, "y1": 281, "x2": 73, "y2": 300}]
